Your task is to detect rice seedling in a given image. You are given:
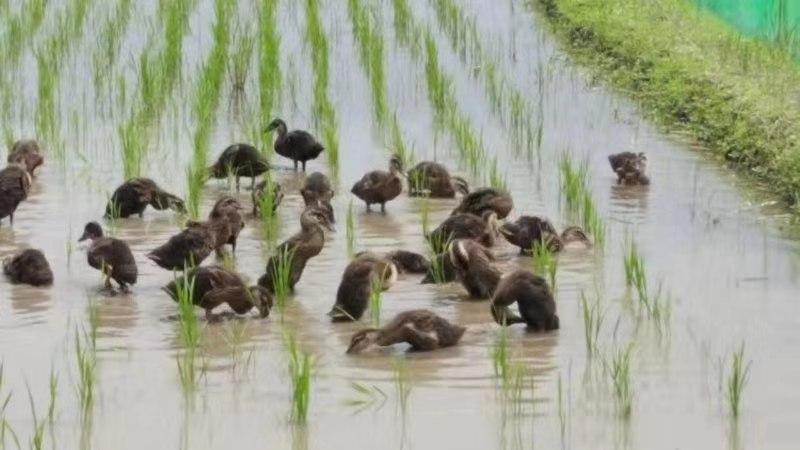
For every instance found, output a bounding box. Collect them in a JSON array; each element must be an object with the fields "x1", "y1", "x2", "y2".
[
  {"x1": 622, "y1": 237, "x2": 645, "y2": 288},
  {"x1": 175, "y1": 268, "x2": 201, "y2": 350},
  {"x1": 725, "y1": 344, "x2": 751, "y2": 419},
  {"x1": 488, "y1": 157, "x2": 508, "y2": 192},
  {"x1": 492, "y1": 324, "x2": 510, "y2": 381},
  {"x1": 580, "y1": 291, "x2": 604, "y2": 357},
  {"x1": 368, "y1": 278, "x2": 383, "y2": 327},
  {"x1": 75, "y1": 301, "x2": 99, "y2": 414},
  {"x1": 390, "y1": 116, "x2": 414, "y2": 170},
  {"x1": 0, "y1": 362, "x2": 15, "y2": 447},
  {"x1": 47, "y1": 365, "x2": 58, "y2": 423},
  {"x1": 346, "y1": 200, "x2": 356, "y2": 257},
  {"x1": 419, "y1": 196, "x2": 431, "y2": 235},
  {"x1": 345, "y1": 382, "x2": 387, "y2": 411},
  {"x1": 92, "y1": 0, "x2": 134, "y2": 90},
  {"x1": 258, "y1": 175, "x2": 280, "y2": 241},
  {"x1": 557, "y1": 373, "x2": 568, "y2": 443},
  {"x1": 229, "y1": 24, "x2": 256, "y2": 95},
  {"x1": 348, "y1": 0, "x2": 388, "y2": 124},
  {"x1": 284, "y1": 333, "x2": 313, "y2": 424},
  {"x1": 185, "y1": 165, "x2": 205, "y2": 219},
  {"x1": 258, "y1": 0, "x2": 281, "y2": 147},
  {"x1": 25, "y1": 382, "x2": 46, "y2": 450},
  {"x1": 531, "y1": 239, "x2": 558, "y2": 289},
  {"x1": 606, "y1": 342, "x2": 634, "y2": 419},
  {"x1": 392, "y1": 358, "x2": 412, "y2": 415},
  {"x1": 223, "y1": 320, "x2": 254, "y2": 379},
  {"x1": 559, "y1": 153, "x2": 606, "y2": 246},
  {"x1": 270, "y1": 246, "x2": 296, "y2": 311}
]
